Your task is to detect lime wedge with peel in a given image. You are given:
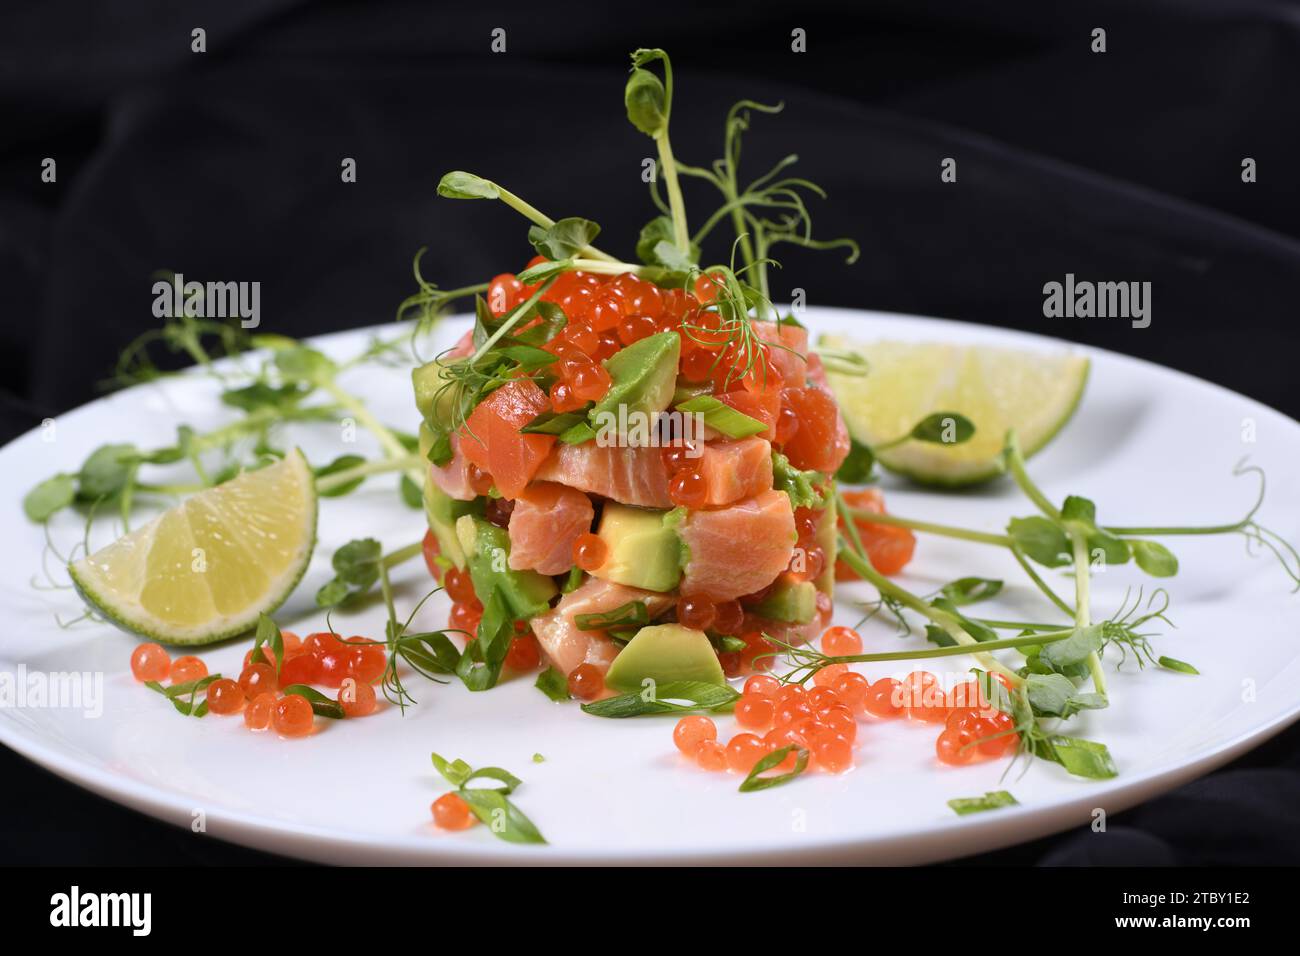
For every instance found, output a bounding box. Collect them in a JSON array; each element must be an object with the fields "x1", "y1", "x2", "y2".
[
  {"x1": 70, "y1": 449, "x2": 317, "y2": 645},
  {"x1": 819, "y1": 337, "x2": 1089, "y2": 486}
]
